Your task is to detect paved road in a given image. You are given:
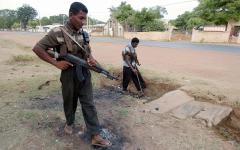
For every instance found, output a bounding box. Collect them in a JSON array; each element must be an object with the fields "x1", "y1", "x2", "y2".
[
  {"x1": 92, "y1": 37, "x2": 240, "y2": 53},
  {"x1": 1, "y1": 31, "x2": 239, "y2": 53}
]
